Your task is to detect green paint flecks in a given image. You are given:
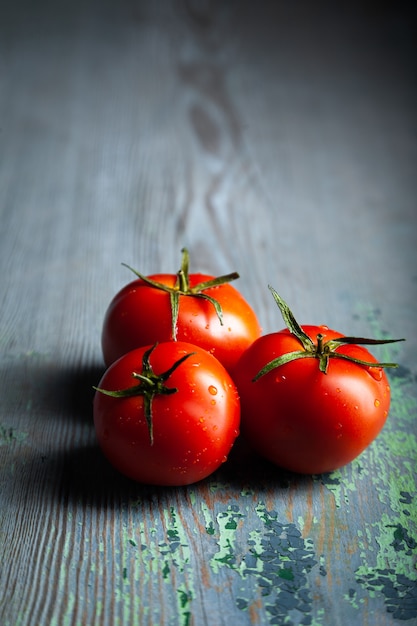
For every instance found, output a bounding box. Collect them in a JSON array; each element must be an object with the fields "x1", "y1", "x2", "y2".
[
  {"x1": 120, "y1": 499, "x2": 321, "y2": 625},
  {"x1": 355, "y1": 513, "x2": 417, "y2": 620},
  {"x1": 208, "y1": 502, "x2": 319, "y2": 625},
  {"x1": 0, "y1": 424, "x2": 27, "y2": 446},
  {"x1": 321, "y1": 310, "x2": 417, "y2": 621},
  {"x1": 124, "y1": 505, "x2": 194, "y2": 626},
  {"x1": 210, "y1": 505, "x2": 245, "y2": 573},
  {"x1": 354, "y1": 369, "x2": 417, "y2": 620},
  {"x1": 176, "y1": 585, "x2": 192, "y2": 626},
  {"x1": 238, "y1": 504, "x2": 318, "y2": 625}
]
